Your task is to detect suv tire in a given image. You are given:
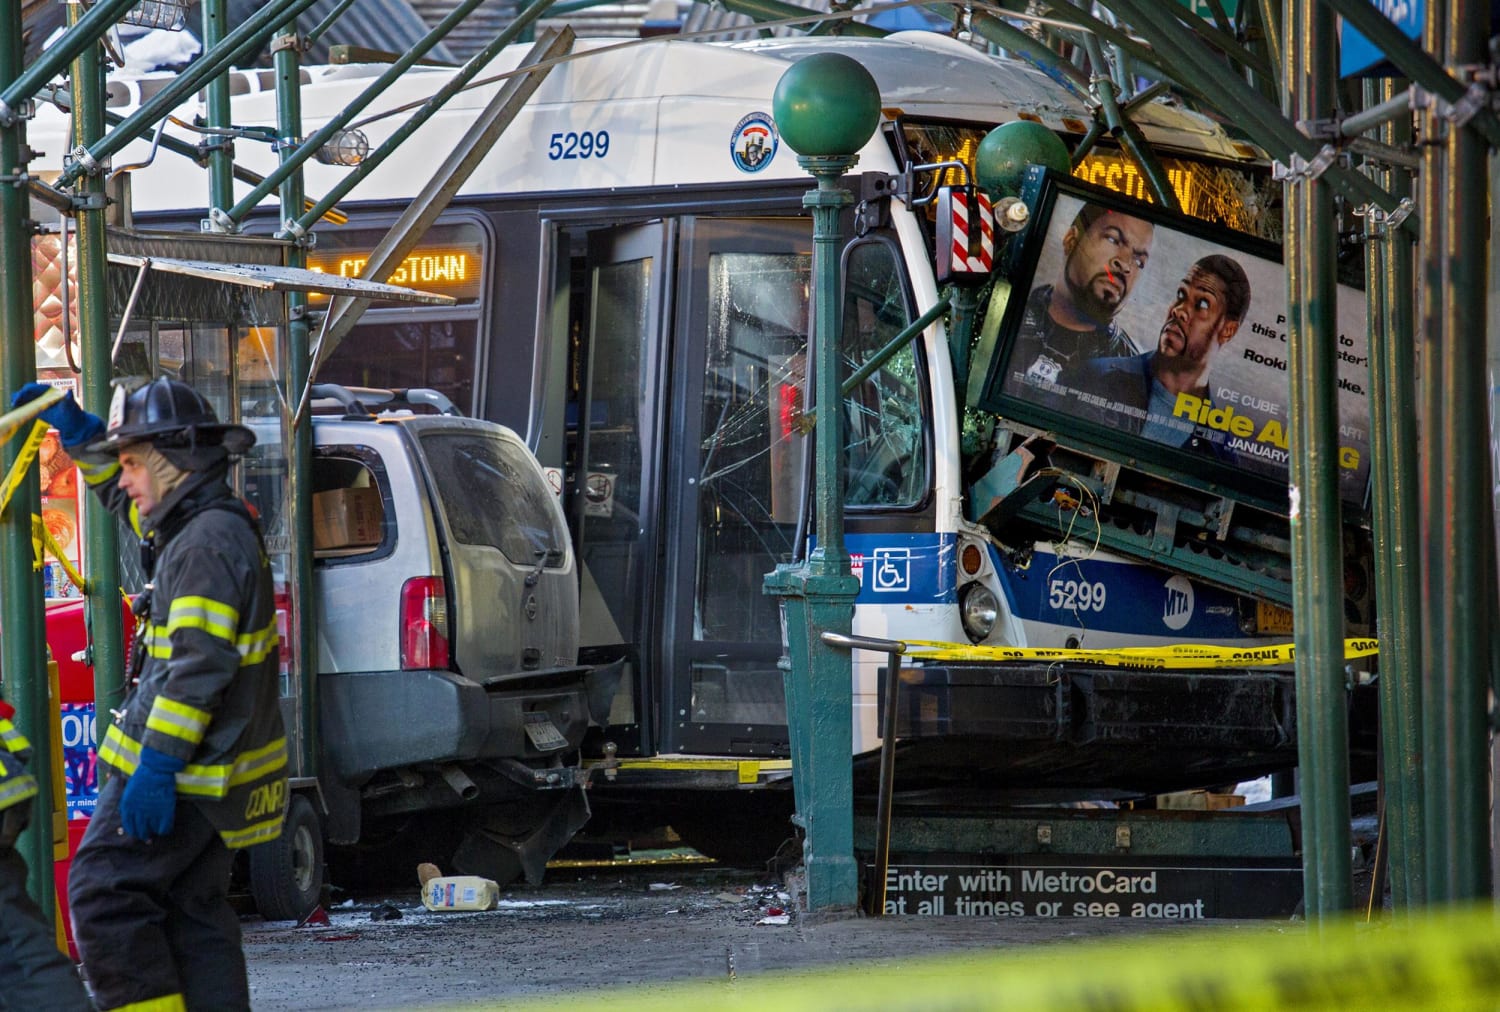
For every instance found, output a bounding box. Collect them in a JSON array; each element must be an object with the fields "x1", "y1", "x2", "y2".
[{"x1": 250, "y1": 793, "x2": 325, "y2": 921}]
